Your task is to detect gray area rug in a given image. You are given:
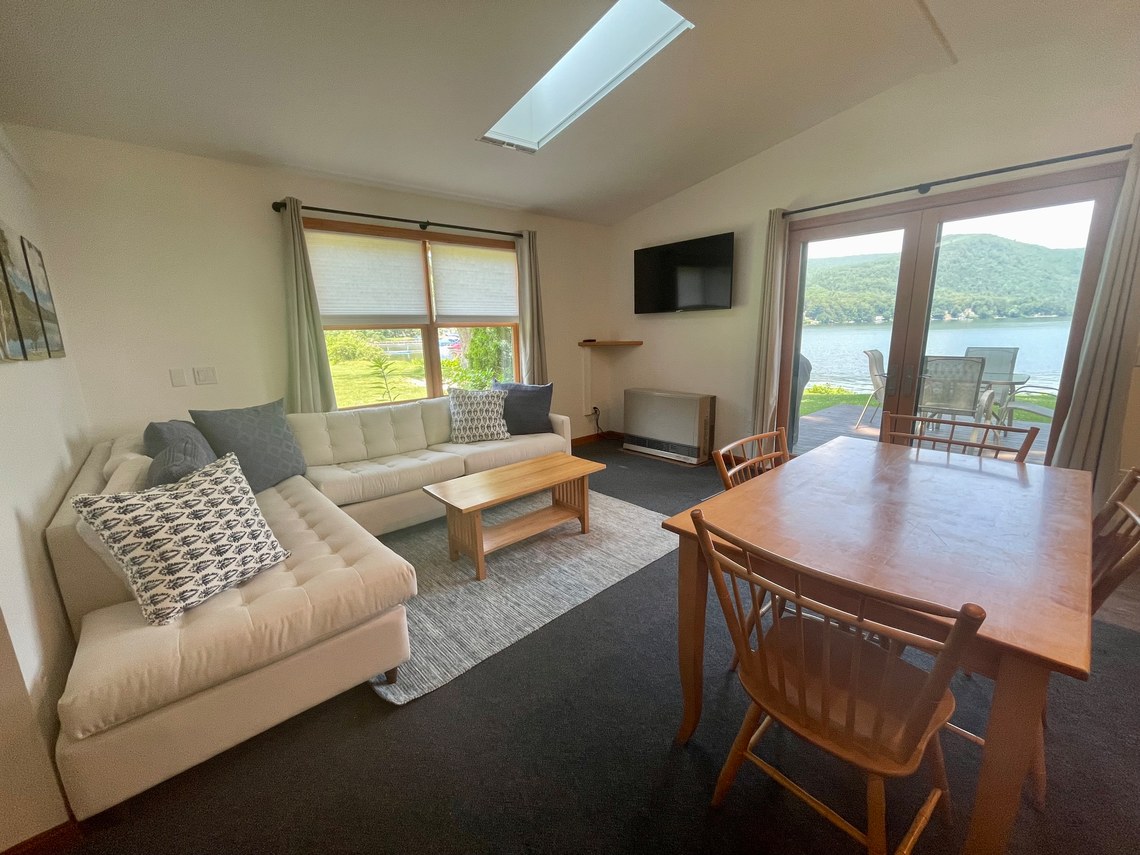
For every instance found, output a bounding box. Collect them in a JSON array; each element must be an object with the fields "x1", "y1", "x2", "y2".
[{"x1": 371, "y1": 490, "x2": 676, "y2": 704}]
